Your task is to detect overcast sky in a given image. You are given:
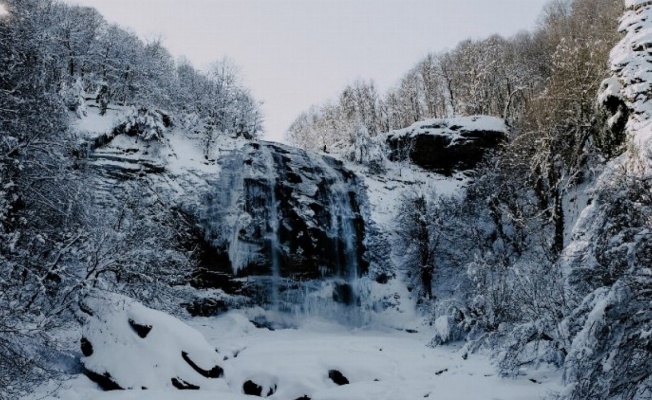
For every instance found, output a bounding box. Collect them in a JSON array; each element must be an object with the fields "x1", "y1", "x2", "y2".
[{"x1": 60, "y1": 0, "x2": 551, "y2": 142}]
